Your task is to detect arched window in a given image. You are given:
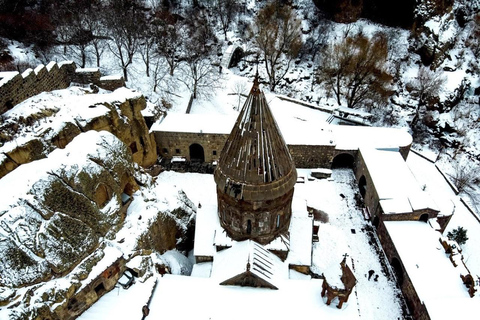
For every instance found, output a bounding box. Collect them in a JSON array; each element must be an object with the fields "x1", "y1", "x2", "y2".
[
  {"x1": 358, "y1": 175, "x2": 367, "y2": 199},
  {"x1": 391, "y1": 257, "x2": 404, "y2": 286}
]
